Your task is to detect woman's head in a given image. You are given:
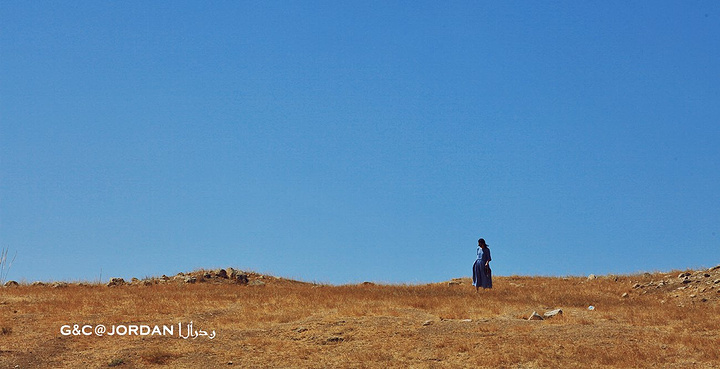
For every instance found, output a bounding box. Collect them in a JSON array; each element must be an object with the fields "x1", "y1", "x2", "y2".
[{"x1": 478, "y1": 238, "x2": 488, "y2": 248}]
